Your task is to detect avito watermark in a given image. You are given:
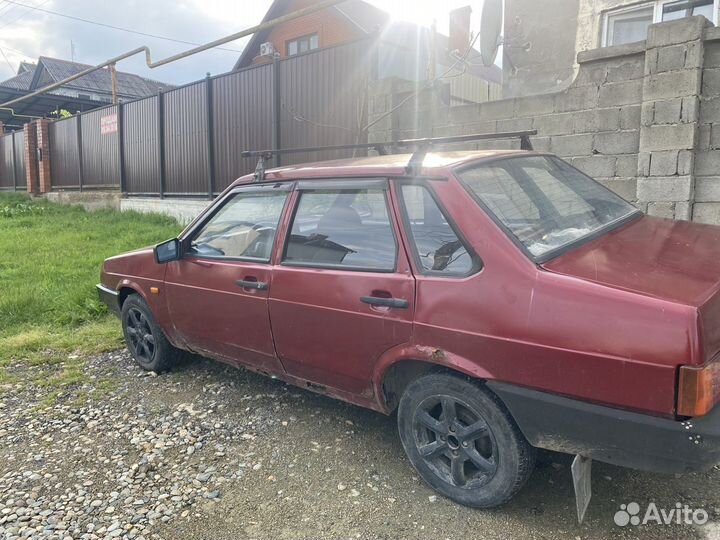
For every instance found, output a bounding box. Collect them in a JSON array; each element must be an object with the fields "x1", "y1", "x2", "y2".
[{"x1": 614, "y1": 502, "x2": 709, "y2": 527}]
